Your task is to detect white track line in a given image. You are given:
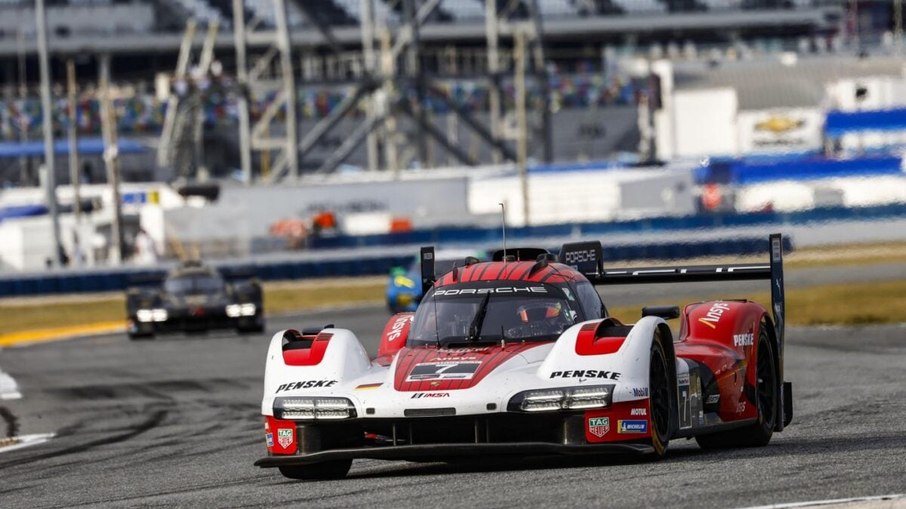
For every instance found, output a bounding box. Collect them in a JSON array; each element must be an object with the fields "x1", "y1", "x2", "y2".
[
  {"x1": 0, "y1": 368, "x2": 21, "y2": 400},
  {"x1": 0, "y1": 433, "x2": 55, "y2": 453},
  {"x1": 744, "y1": 494, "x2": 906, "y2": 509}
]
